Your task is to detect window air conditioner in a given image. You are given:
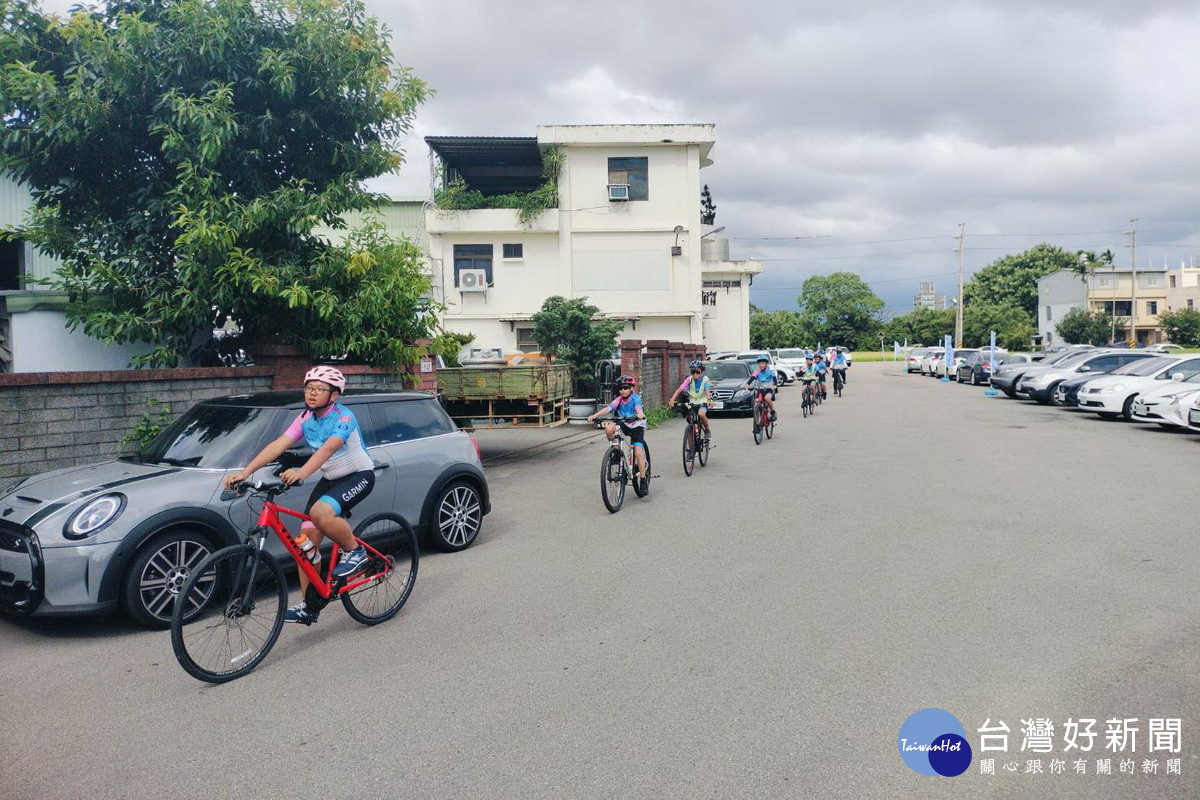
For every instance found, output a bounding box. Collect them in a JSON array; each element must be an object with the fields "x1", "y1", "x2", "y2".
[
  {"x1": 459, "y1": 268, "x2": 489, "y2": 292},
  {"x1": 607, "y1": 183, "x2": 630, "y2": 201}
]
